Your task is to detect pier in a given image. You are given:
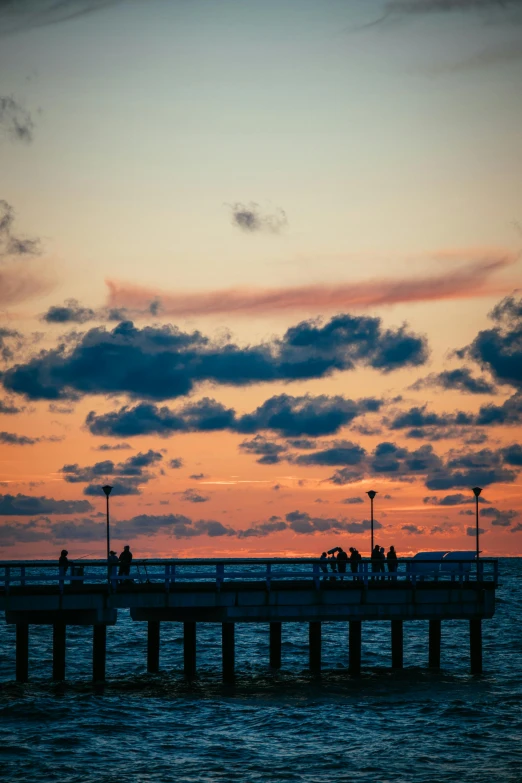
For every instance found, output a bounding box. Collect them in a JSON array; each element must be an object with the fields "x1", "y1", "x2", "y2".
[{"x1": 0, "y1": 557, "x2": 498, "y2": 682}]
